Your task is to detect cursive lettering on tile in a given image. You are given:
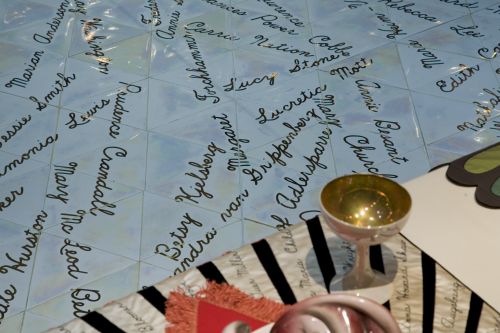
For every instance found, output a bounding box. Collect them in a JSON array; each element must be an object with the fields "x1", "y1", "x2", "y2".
[
  {"x1": 33, "y1": 0, "x2": 71, "y2": 44},
  {"x1": 345, "y1": 0, "x2": 368, "y2": 9},
  {"x1": 438, "y1": 0, "x2": 478, "y2": 9},
  {"x1": 275, "y1": 127, "x2": 332, "y2": 209},
  {"x1": 408, "y1": 39, "x2": 444, "y2": 69},
  {"x1": 174, "y1": 142, "x2": 226, "y2": 204},
  {"x1": 308, "y1": 35, "x2": 352, "y2": 57},
  {"x1": 184, "y1": 32, "x2": 221, "y2": 104},
  {"x1": 272, "y1": 214, "x2": 292, "y2": 230},
  {"x1": 30, "y1": 73, "x2": 76, "y2": 111},
  {"x1": 478, "y1": 41, "x2": 500, "y2": 59},
  {"x1": 250, "y1": 15, "x2": 298, "y2": 35},
  {"x1": 487, "y1": 4, "x2": 500, "y2": 14},
  {"x1": 60, "y1": 210, "x2": 86, "y2": 235},
  {"x1": 0, "y1": 210, "x2": 48, "y2": 274},
  {"x1": 251, "y1": 35, "x2": 315, "y2": 58},
  {"x1": 65, "y1": 99, "x2": 111, "y2": 129},
  {"x1": 377, "y1": 0, "x2": 438, "y2": 23},
  {"x1": 59, "y1": 238, "x2": 91, "y2": 279},
  {"x1": 355, "y1": 79, "x2": 381, "y2": 113},
  {"x1": 223, "y1": 73, "x2": 276, "y2": 92},
  {"x1": 89, "y1": 146, "x2": 128, "y2": 216},
  {"x1": 46, "y1": 162, "x2": 78, "y2": 204},
  {"x1": 201, "y1": 0, "x2": 247, "y2": 15},
  {"x1": 254, "y1": 0, "x2": 304, "y2": 27},
  {"x1": 436, "y1": 64, "x2": 480, "y2": 93},
  {"x1": 343, "y1": 135, "x2": 398, "y2": 178},
  {"x1": 4, "y1": 51, "x2": 45, "y2": 89},
  {"x1": 370, "y1": 7, "x2": 406, "y2": 39},
  {"x1": 155, "y1": 10, "x2": 180, "y2": 40},
  {"x1": 0, "y1": 186, "x2": 24, "y2": 213},
  {"x1": 185, "y1": 21, "x2": 240, "y2": 40},
  {"x1": 0, "y1": 115, "x2": 32, "y2": 149},
  {"x1": 71, "y1": 288, "x2": 101, "y2": 318},
  {"x1": 289, "y1": 54, "x2": 343, "y2": 73},
  {"x1": 374, "y1": 120, "x2": 409, "y2": 165},
  {"x1": 0, "y1": 284, "x2": 17, "y2": 324},
  {"x1": 329, "y1": 58, "x2": 373, "y2": 80},
  {"x1": 81, "y1": 18, "x2": 110, "y2": 75},
  {"x1": 109, "y1": 82, "x2": 142, "y2": 139},
  {"x1": 141, "y1": 0, "x2": 162, "y2": 26},
  {"x1": 450, "y1": 24, "x2": 484, "y2": 38},
  {"x1": 173, "y1": 228, "x2": 218, "y2": 275},
  {"x1": 154, "y1": 213, "x2": 204, "y2": 262},
  {"x1": 491, "y1": 120, "x2": 500, "y2": 137},
  {"x1": 212, "y1": 113, "x2": 250, "y2": 171},
  {"x1": 0, "y1": 134, "x2": 59, "y2": 178},
  {"x1": 256, "y1": 85, "x2": 326, "y2": 123},
  {"x1": 69, "y1": 0, "x2": 87, "y2": 15},
  {"x1": 314, "y1": 94, "x2": 342, "y2": 128},
  {"x1": 220, "y1": 190, "x2": 249, "y2": 222},
  {"x1": 457, "y1": 87, "x2": 500, "y2": 132}
]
